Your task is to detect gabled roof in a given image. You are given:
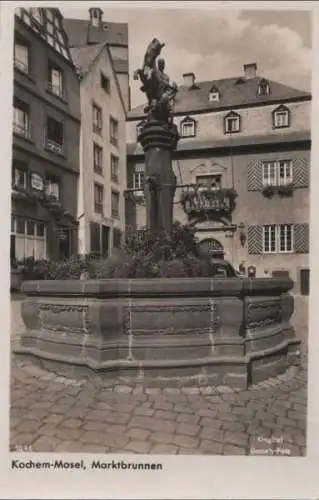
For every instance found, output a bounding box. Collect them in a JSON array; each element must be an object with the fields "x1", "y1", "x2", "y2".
[
  {"x1": 127, "y1": 76, "x2": 311, "y2": 120},
  {"x1": 70, "y1": 43, "x2": 127, "y2": 116},
  {"x1": 70, "y1": 43, "x2": 105, "y2": 77},
  {"x1": 63, "y1": 18, "x2": 128, "y2": 47}
]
